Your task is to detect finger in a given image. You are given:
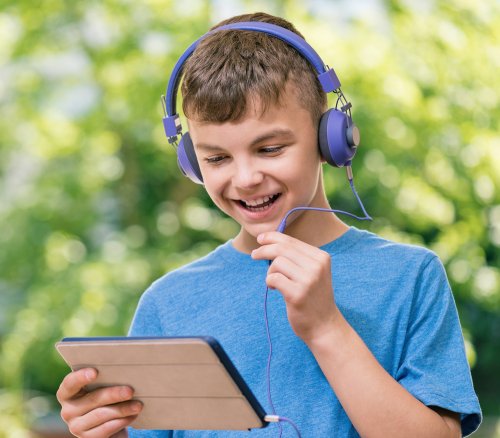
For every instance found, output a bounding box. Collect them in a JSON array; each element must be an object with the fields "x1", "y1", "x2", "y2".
[
  {"x1": 70, "y1": 400, "x2": 142, "y2": 434},
  {"x1": 252, "y1": 239, "x2": 308, "y2": 262},
  {"x1": 255, "y1": 232, "x2": 327, "y2": 264},
  {"x1": 71, "y1": 414, "x2": 137, "y2": 438},
  {"x1": 266, "y1": 272, "x2": 295, "y2": 298},
  {"x1": 61, "y1": 385, "x2": 135, "y2": 424},
  {"x1": 267, "y1": 254, "x2": 304, "y2": 283},
  {"x1": 57, "y1": 368, "x2": 97, "y2": 403},
  {"x1": 251, "y1": 242, "x2": 297, "y2": 261},
  {"x1": 258, "y1": 231, "x2": 320, "y2": 252},
  {"x1": 254, "y1": 242, "x2": 326, "y2": 276},
  {"x1": 82, "y1": 385, "x2": 135, "y2": 410},
  {"x1": 267, "y1": 261, "x2": 324, "y2": 303}
]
